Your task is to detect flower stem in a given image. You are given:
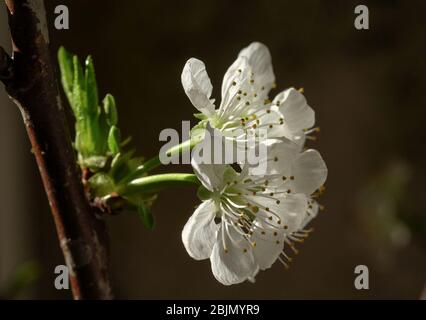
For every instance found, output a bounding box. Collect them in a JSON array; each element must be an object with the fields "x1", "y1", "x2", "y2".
[
  {"x1": 124, "y1": 173, "x2": 200, "y2": 195},
  {"x1": 143, "y1": 138, "x2": 195, "y2": 172},
  {"x1": 124, "y1": 136, "x2": 201, "y2": 182}
]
